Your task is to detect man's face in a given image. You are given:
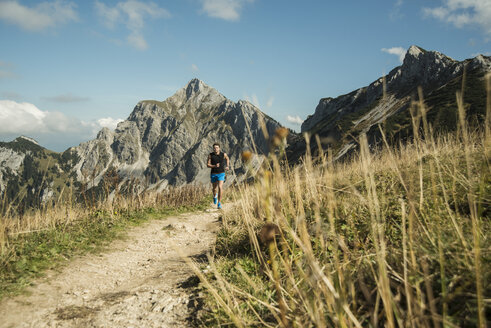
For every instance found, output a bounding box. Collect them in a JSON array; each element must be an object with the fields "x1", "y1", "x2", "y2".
[{"x1": 213, "y1": 145, "x2": 220, "y2": 153}]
